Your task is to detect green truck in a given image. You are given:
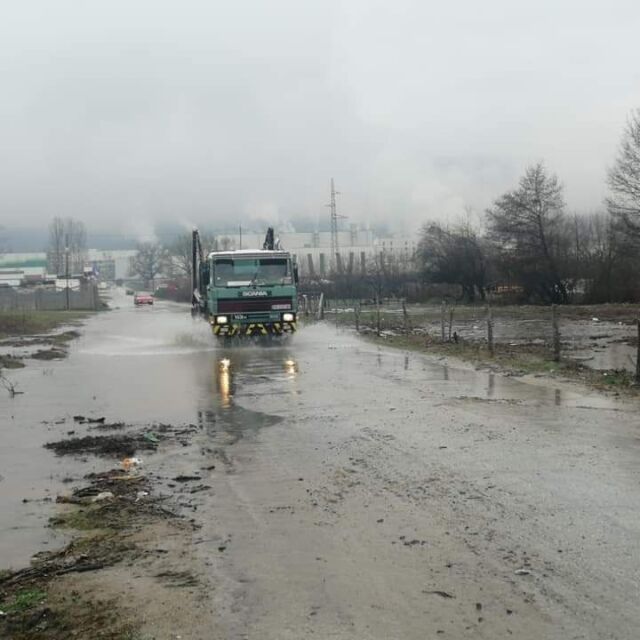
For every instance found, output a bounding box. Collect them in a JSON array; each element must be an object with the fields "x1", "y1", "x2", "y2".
[{"x1": 192, "y1": 228, "x2": 298, "y2": 339}]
